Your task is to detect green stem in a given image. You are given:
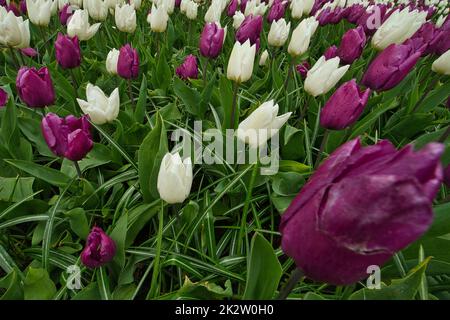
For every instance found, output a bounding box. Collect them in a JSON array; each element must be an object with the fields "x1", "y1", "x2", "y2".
[
  {"x1": 9, "y1": 47, "x2": 19, "y2": 68},
  {"x1": 73, "y1": 161, "x2": 82, "y2": 179},
  {"x1": 147, "y1": 200, "x2": 165, "y2": 299},
  {"x1": 230, "y1": 81, "x2": 239, "y2": 129},
  {"x1": 314, "y1": 129, "x2": 330, "y2": 169},
  {"x1": 127, "y1": 79, "x2": 135, "y2": 108},
  {"x1": 277, "y1": 268, "x2": 304, "y2": 300},
  {"x1": 202, "y1": 58, "x2": 209, "y2": 87}
]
